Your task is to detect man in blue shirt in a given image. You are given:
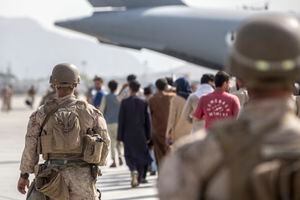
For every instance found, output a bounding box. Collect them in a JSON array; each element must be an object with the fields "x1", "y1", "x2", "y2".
[
  {"x1": 88, "y1": 75, "x2": 105, "y2": 108},
  {"x1": 100, "y1": 80, "x2": 123, "y2": 167}
]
